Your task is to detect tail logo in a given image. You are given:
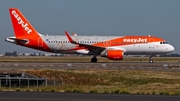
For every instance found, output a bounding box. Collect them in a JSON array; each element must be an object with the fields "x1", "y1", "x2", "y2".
[{"x1": 12, "y1": 10, "x2": 32, "y2": 34}]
